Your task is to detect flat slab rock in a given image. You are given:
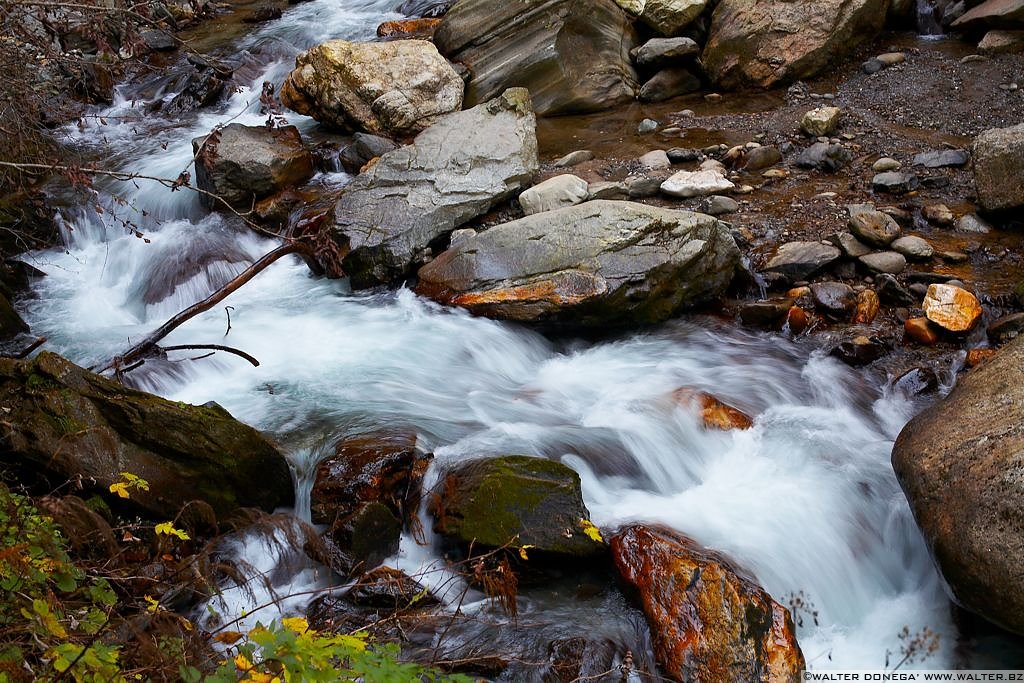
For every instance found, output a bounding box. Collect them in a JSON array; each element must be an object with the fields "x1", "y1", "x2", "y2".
[
  {"x1": 334, "y1": 88, "x2": 539, "y2": 289},
  {"x1": 415, "y1": 200, "x2": 740, "y2": 327}
]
